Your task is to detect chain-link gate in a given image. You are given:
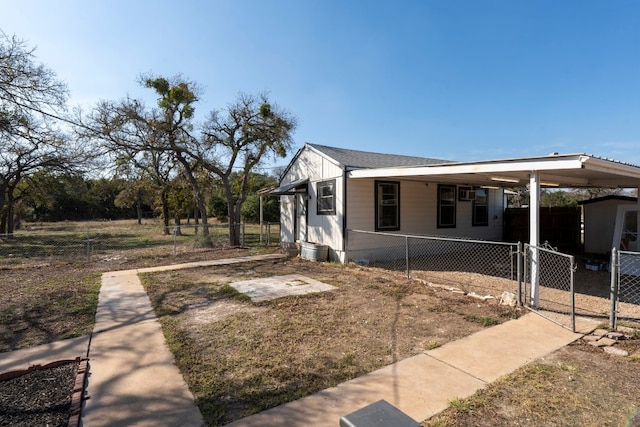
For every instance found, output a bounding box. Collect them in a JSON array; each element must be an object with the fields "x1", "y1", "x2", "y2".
[
  {"x1": 610, "y1": 249, "x2": 640, "y2": 329},
  {"x1": 523, "y1": 243, "x2": 576, "y2": 331}
]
